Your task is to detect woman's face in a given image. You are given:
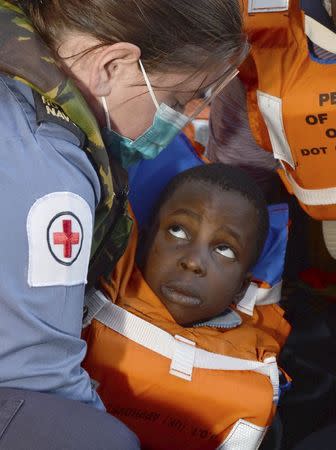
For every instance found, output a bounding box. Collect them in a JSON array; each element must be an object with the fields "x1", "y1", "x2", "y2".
[
  {"x1": 60, "y1": 38, "x2": 238, "y2": 140},
  {"x1": 103, "y1": 65, "x2": 232, "y2": 139}
]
